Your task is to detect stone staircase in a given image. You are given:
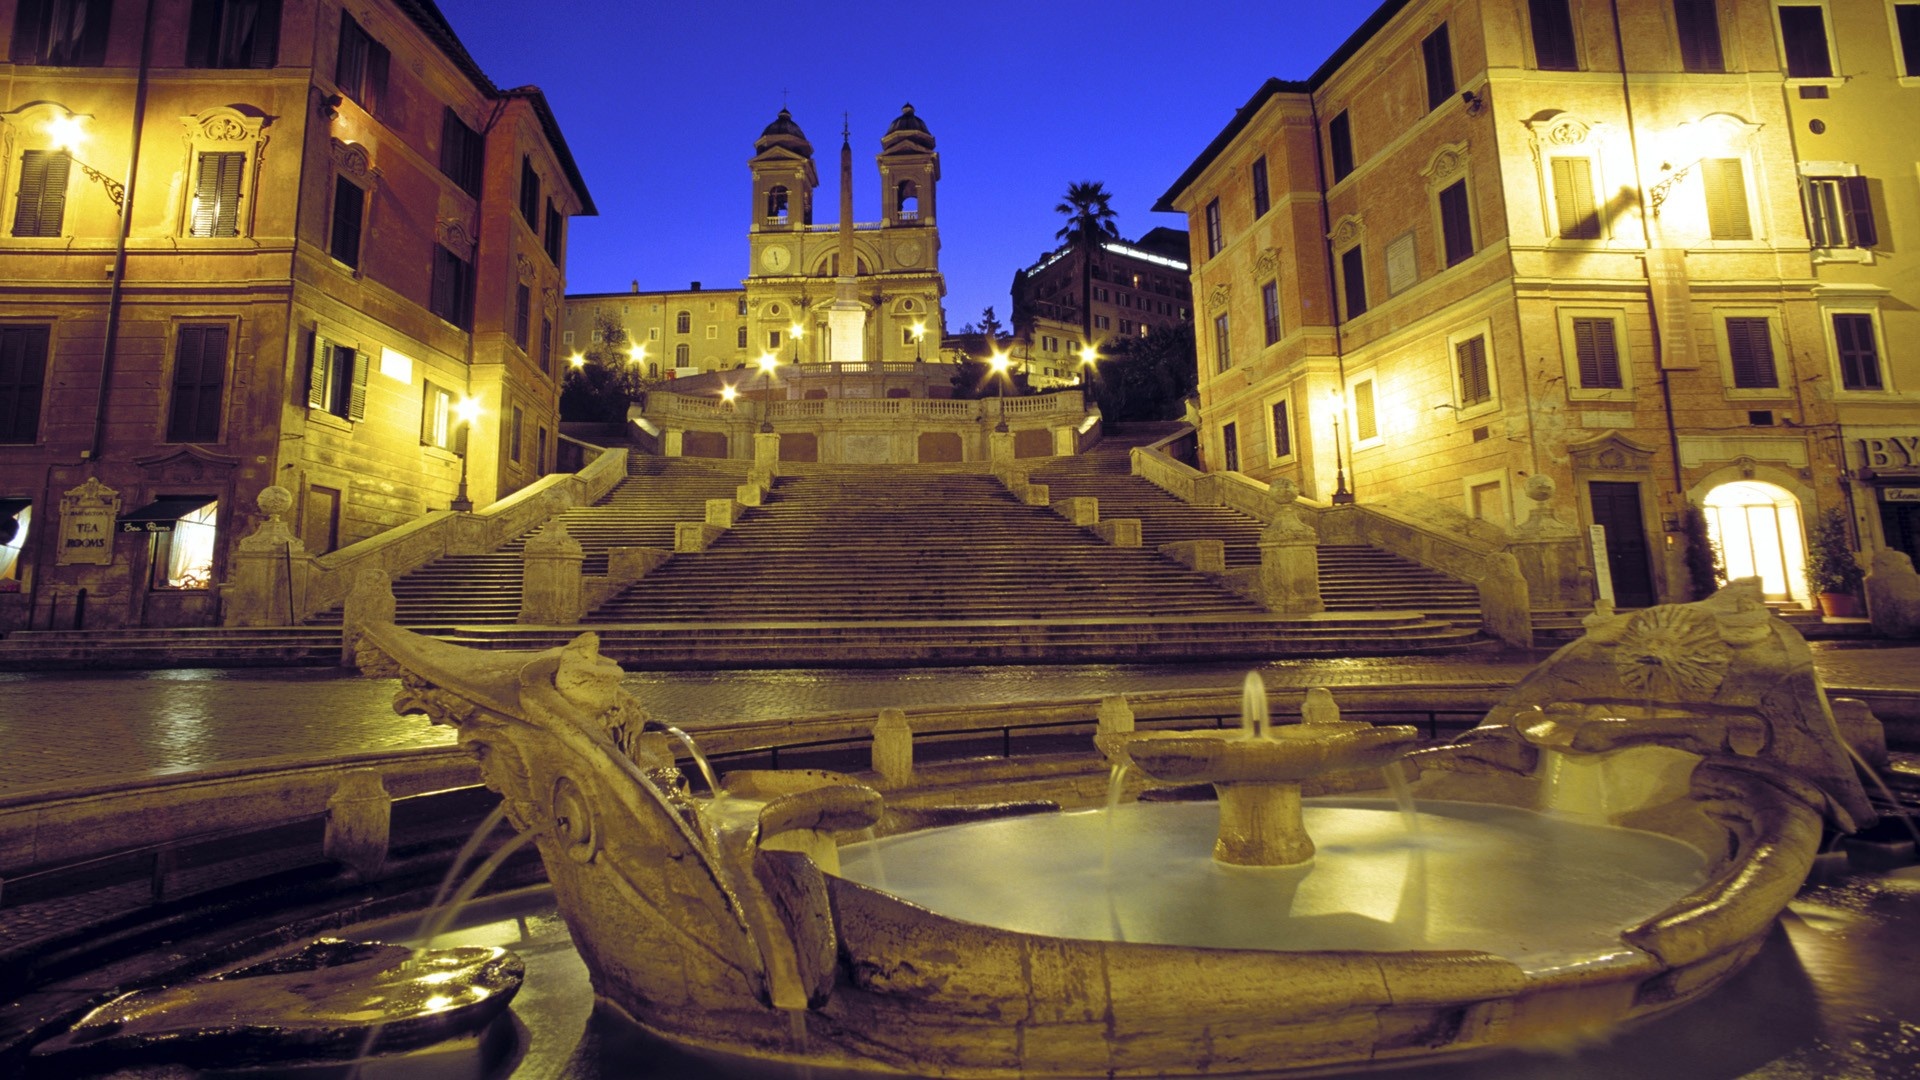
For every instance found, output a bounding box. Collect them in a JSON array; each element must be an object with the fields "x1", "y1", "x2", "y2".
[
  {"x1": 1026, "y1": 438, "x2": 1484, "y2": 625},
  {"x1": 0, "y1": 626, "x2": 344, "y2": 669}
]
